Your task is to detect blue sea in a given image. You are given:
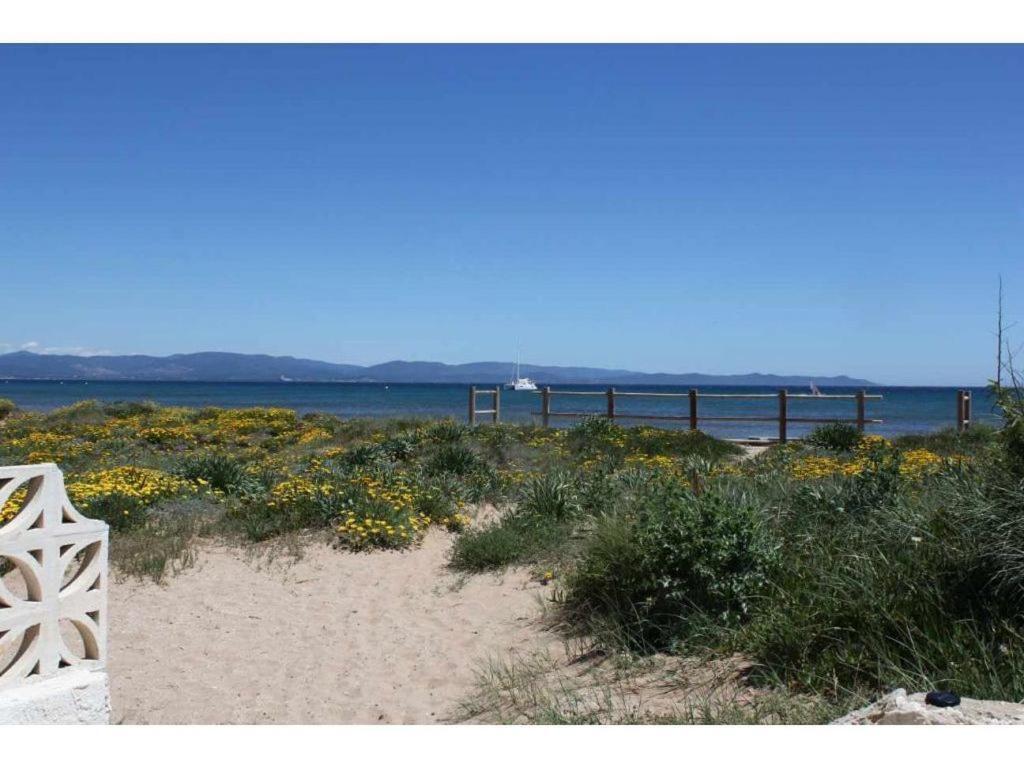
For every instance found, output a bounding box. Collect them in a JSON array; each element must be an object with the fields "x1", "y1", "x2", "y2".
[{"x1": 0, "y1": 381, "x2": 998, "y2": 439}]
